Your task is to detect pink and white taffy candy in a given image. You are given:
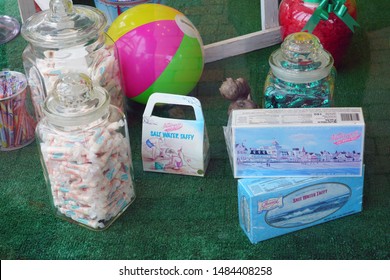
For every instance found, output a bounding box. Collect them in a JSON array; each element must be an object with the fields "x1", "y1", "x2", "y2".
[{"x1": 38, "y1": 119, "x2": 135, "y2": 229}]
